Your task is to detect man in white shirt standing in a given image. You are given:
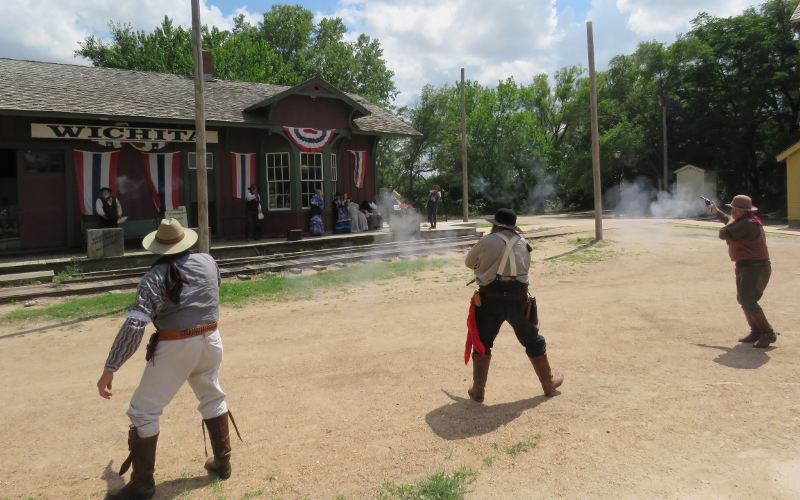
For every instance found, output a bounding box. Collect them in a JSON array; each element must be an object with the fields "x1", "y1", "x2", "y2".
[
  {"x1": 96, "y1": 187, "x2": 123, "y2": 228},
  {"x1": 464, "y1": 208, "x2": 563, "y2": 403}
]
